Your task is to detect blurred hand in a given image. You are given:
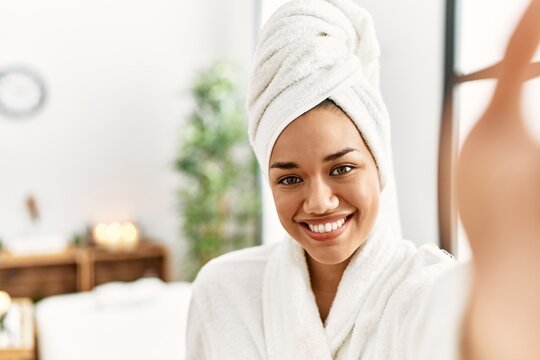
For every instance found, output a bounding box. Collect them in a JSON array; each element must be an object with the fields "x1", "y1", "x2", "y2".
[{"x1": 457, "y1": 1, "x2": 540, "y2": 358}]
